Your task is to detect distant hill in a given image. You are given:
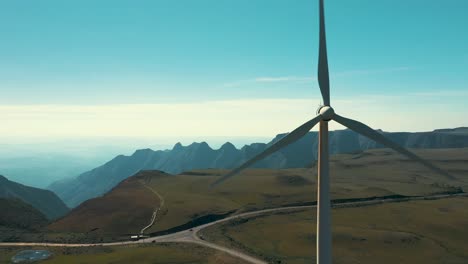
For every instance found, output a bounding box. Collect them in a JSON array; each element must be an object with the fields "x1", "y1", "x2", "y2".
[
  {"x1": 48, "y1": 171, "x2": 161, "y2": 235},
  {"x1": 49, "y1": 128, "x2": 468, "y2": 208},
  {"x1": 0, "y1": 198, "x2": 48, "y2": 230},
  {"x1": 0, "y1": 175, "x2": 69, "y2": 219},
  {"x1": 434, "y1": 127, "x2": 468, "y2": 135}
]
